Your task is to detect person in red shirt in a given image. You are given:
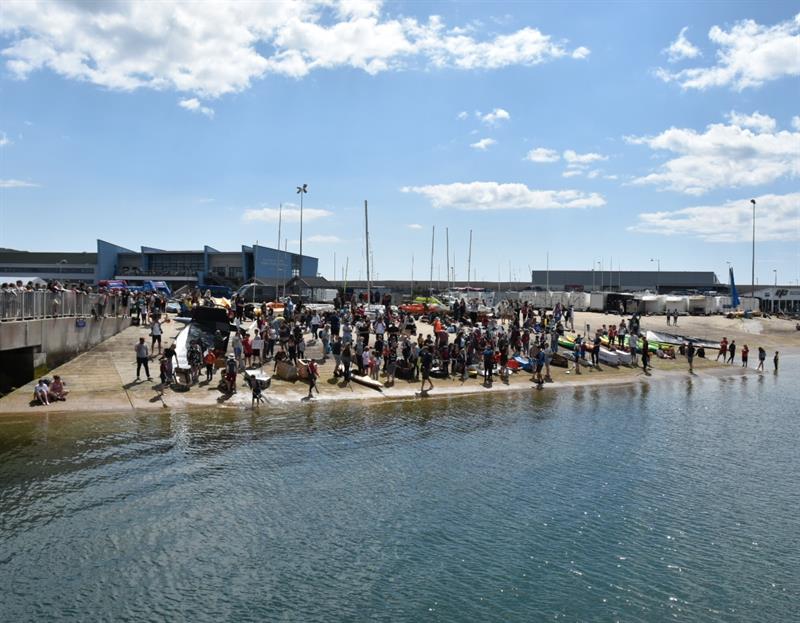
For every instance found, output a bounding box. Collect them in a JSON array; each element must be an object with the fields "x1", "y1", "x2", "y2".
[
  {"x1": 716, "y1": 337, "x2": 728, "y2": 362},
  {"x1": 741, "y1": 345, "x2": 749, "y2": 367}
]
